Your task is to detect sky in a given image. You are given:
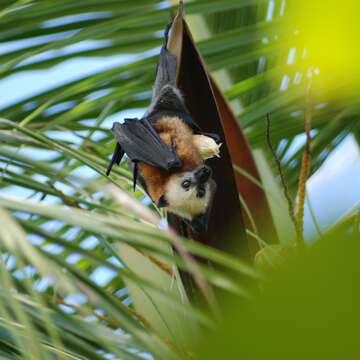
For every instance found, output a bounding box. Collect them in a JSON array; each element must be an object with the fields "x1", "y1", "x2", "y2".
[{"x1": 304, "y1": 134, "x2": 360, "y2": 239}]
